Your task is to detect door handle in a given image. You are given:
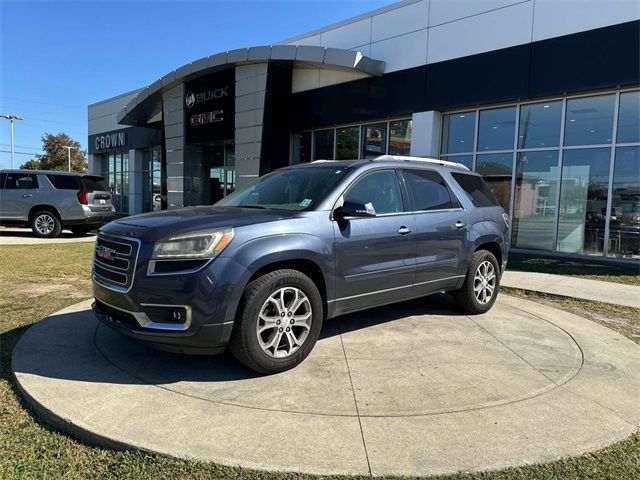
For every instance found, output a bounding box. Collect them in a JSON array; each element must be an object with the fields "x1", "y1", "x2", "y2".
[
  {"x1": 455, "y1": 221, "x2": 465, "y2": 229},
  {"x1": 397, "y1": 226, "x2": 413, "y2": 235},
  {"x1": 22, "y1": 194, "x2": 33, "y2": 198}
]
